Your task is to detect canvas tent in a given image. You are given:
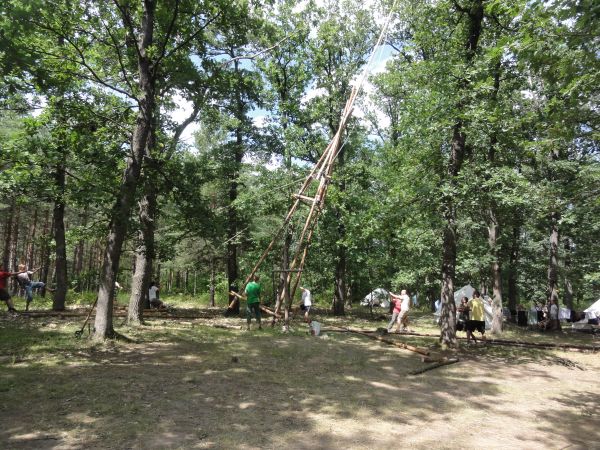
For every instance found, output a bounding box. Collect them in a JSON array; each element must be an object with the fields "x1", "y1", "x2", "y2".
[
  {"x1": 572, "y1": 298, "x2": 600, "y2": 330},
  {"x1": 434, "y1": 284, "x2": 493, "y2": 330},
  {"x1": 361, "y1": 288, "x2": 390, "y2": 308}
]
